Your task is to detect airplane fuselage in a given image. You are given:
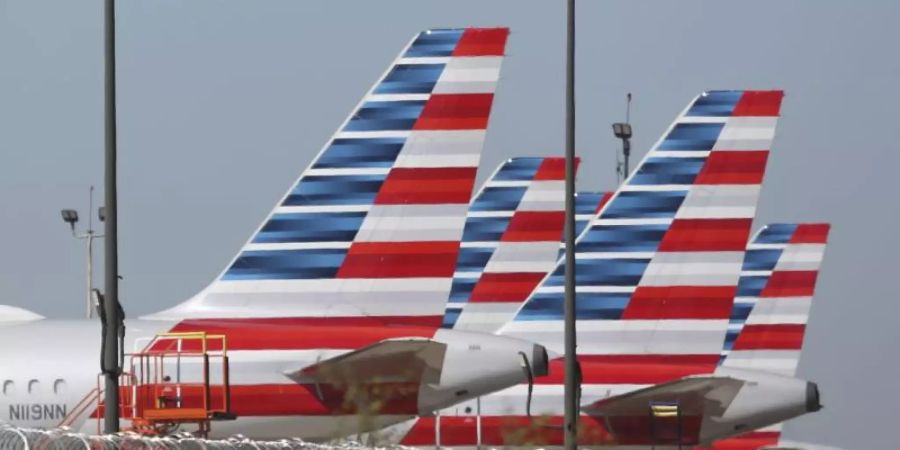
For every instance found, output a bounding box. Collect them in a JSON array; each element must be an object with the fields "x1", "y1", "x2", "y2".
[{"x1": 0, "y1": 318, "x2": 544, "y2": 440}]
